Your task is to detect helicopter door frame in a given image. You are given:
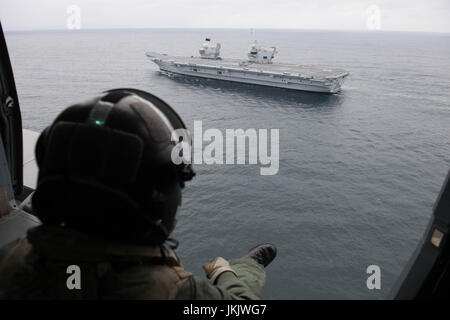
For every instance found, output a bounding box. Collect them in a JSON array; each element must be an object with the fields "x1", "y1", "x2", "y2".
[{"x1": 0, "y1": 21, "x2": 23, "y2": 198}]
